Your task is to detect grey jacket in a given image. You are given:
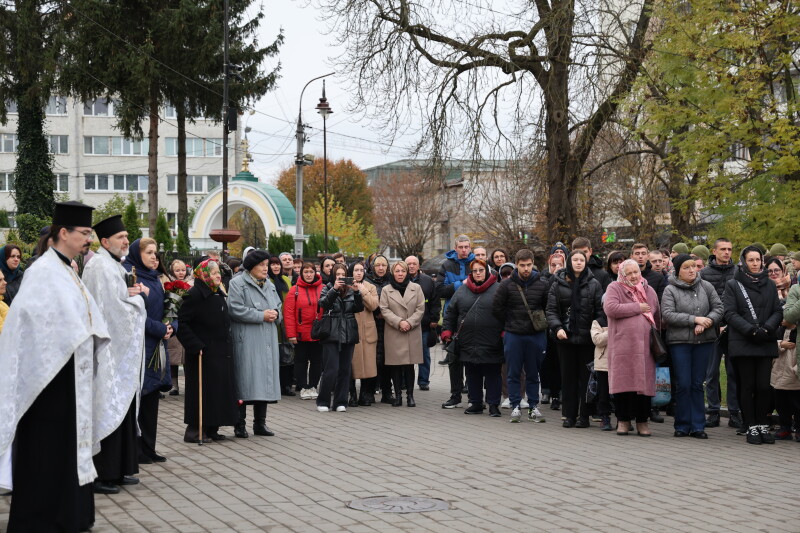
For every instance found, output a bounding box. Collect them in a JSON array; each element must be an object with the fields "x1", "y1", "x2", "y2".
[{"x1": 661, "y1": 274, "x2": 724, "y2": 345}]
